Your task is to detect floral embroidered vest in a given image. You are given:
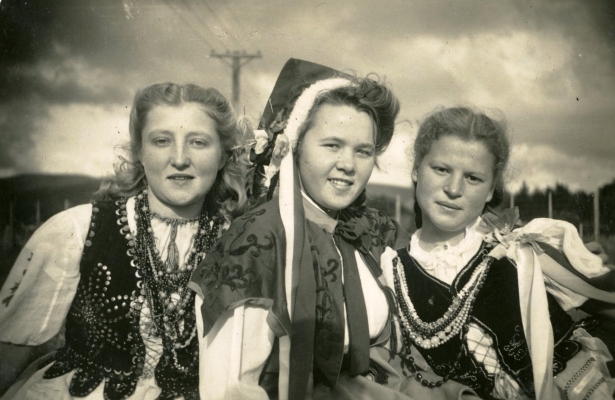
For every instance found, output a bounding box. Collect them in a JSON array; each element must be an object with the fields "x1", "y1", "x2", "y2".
[
  {"x1": 43, "y1": 199, "x2": 198, "y2": 400},
  {"x1": 397, "y1": 243, "x2": 580, "y2": 399}
]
